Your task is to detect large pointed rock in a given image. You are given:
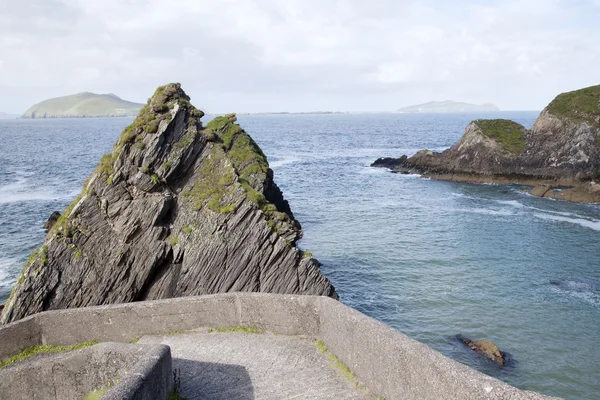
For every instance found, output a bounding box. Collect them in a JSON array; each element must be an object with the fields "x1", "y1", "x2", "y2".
[{"x1": 2, "y1": 83, "x2": 337, "y2": 324}]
